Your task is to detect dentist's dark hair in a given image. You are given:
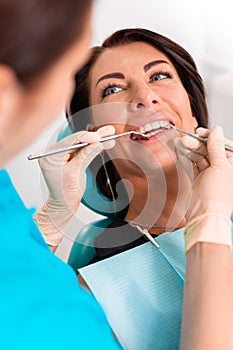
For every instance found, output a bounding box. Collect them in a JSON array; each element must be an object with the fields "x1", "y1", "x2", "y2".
[{"x1": 0, "y1": 0, "x2": 92, "y2": 86}]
